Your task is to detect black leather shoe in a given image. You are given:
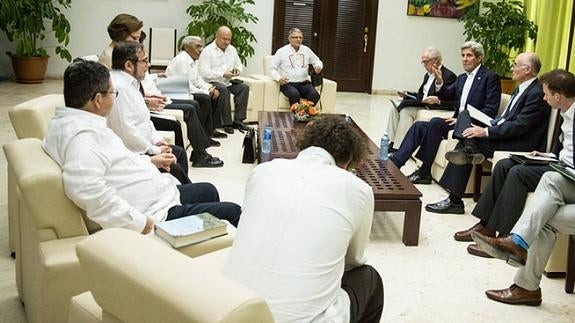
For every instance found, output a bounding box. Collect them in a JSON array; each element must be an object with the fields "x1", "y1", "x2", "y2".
[
  {"x1": 192, "y1": 153, "x2": 224, "y2": 168},
  {"x1": 407, "y1": 170, "x2": 432, "y2": 184},
  {"x1": 209, "y1": 139, "x2": 221, "y2": 147},
  {"x1": 425, "y1": 197, "x2": 465, "y2": 214},
  {"x1": 223, "y1": 126, "x2": 234, "y2": 134},
  {"x1": 233, "y1": 121, "x2": 250, "y2": 131},
  {"x1": 212, "y1": 130, "x2": 228, "y2": 138},
  {"x1": 445, "y1": 149, "x2": 485, "y2": 165}
]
